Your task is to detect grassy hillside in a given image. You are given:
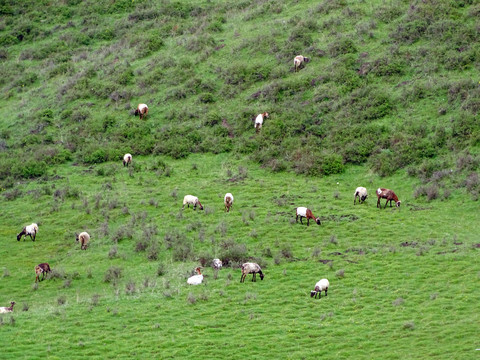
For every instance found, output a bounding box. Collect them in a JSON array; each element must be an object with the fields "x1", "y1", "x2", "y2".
[
  {"x1": 0, "y1": 0, "x2": 479, "y2": 358},
  {"x1": 0, "y1": 0, "x2": 479, "y2": 186}
]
